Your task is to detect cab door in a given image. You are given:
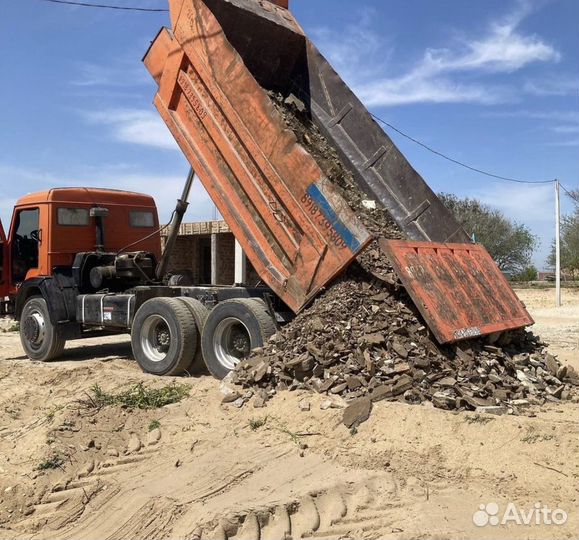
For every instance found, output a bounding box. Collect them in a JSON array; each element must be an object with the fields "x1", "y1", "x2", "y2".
[
  {"x1": 11, "y1": 207, "x2": 43, "y2": 284},
  {"x1": 0, "y1": 219, "x2": 8, "y2": 298}
]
